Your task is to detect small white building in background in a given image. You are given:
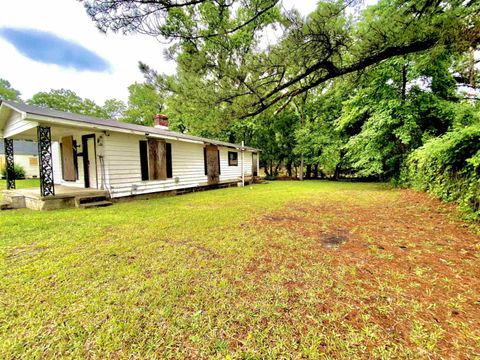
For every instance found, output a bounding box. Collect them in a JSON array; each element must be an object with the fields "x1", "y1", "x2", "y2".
[
  {"x1": 0, "y1": 139, "x2": 39, "y2": 179},
  {"x1": 0, "y1": 100, "x2": 260, "y2": 206}
]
